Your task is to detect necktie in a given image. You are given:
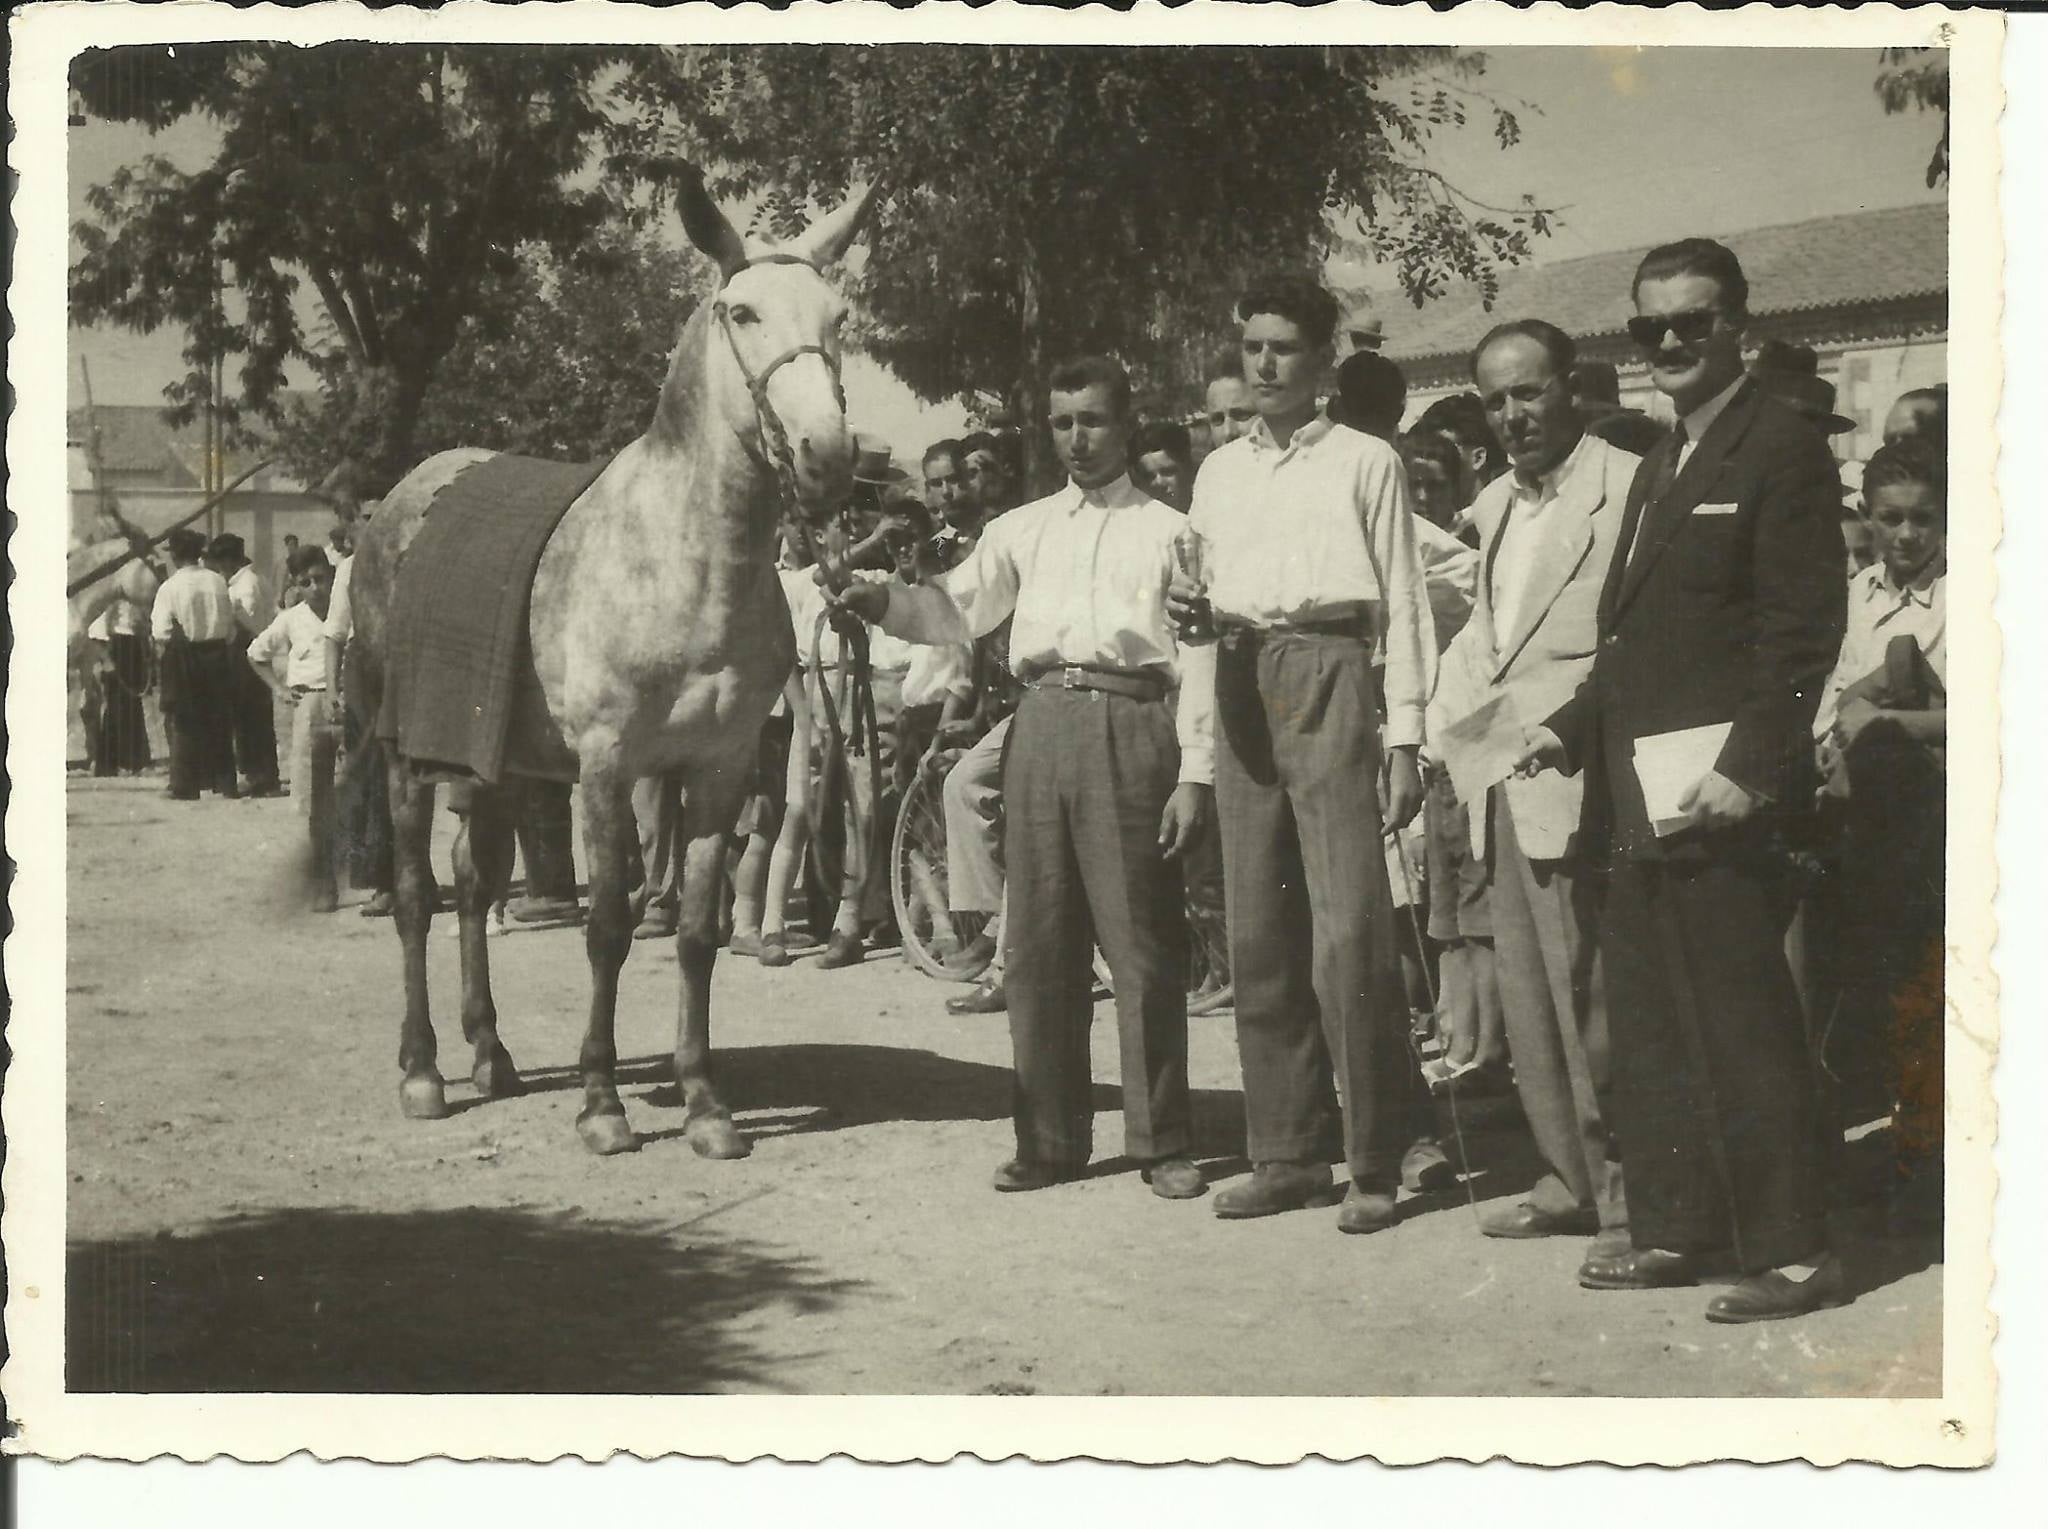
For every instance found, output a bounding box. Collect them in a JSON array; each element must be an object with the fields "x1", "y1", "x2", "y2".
[
  {"x1": 1626, "y1": 421, "x2": 1688, "y2": 567},
  {"x1": 1649, "y1": 419, "x2": 1688, "y2": 506}
]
